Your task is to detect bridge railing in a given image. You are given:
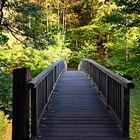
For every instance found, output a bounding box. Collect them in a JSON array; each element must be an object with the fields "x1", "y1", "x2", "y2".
[
  {"x1": 79, "y1": 59, "x2": 134, "y2": 137},
  {"x1": 12, "y1": 60, "x2": 66, "y2": 140}
]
